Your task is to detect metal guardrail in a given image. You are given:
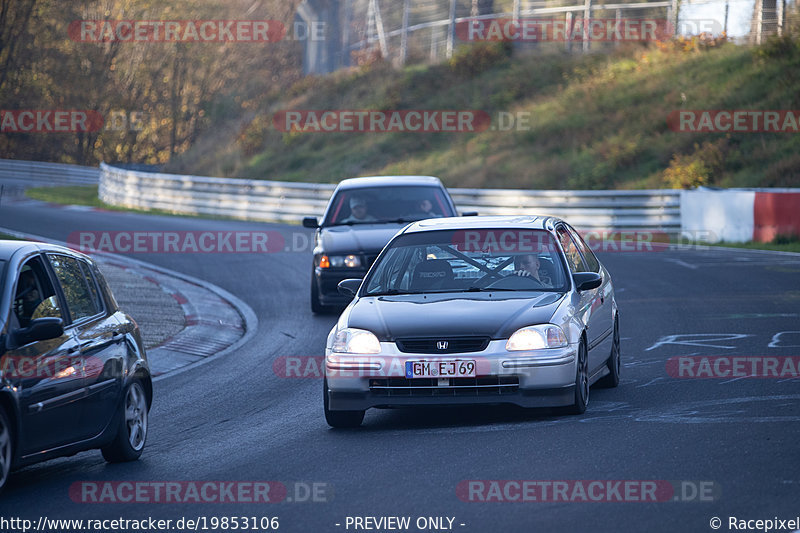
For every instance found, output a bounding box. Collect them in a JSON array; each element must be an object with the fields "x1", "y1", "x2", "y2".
[
  {"x1": 0, "y1": 159, "x2": 100, "y2": 188},
  {"x1": 99, "y1": 163, "x2": 681, "y2": 232}
]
